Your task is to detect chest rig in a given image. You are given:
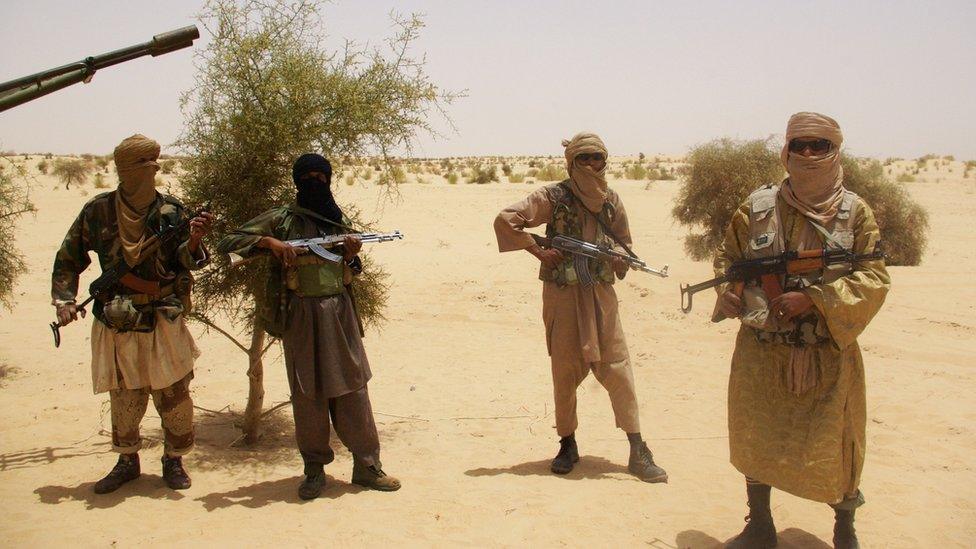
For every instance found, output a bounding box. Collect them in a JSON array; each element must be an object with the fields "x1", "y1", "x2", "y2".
[
  {"x1": 538, "y1": 182, "x2": 616, "y2": 287},
  {"x1": 281, "y1": 214, "x2": 346, "y2": 298},
  {"x1": 741, "y1": 183, "x2": 859, "y2": 346}
]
